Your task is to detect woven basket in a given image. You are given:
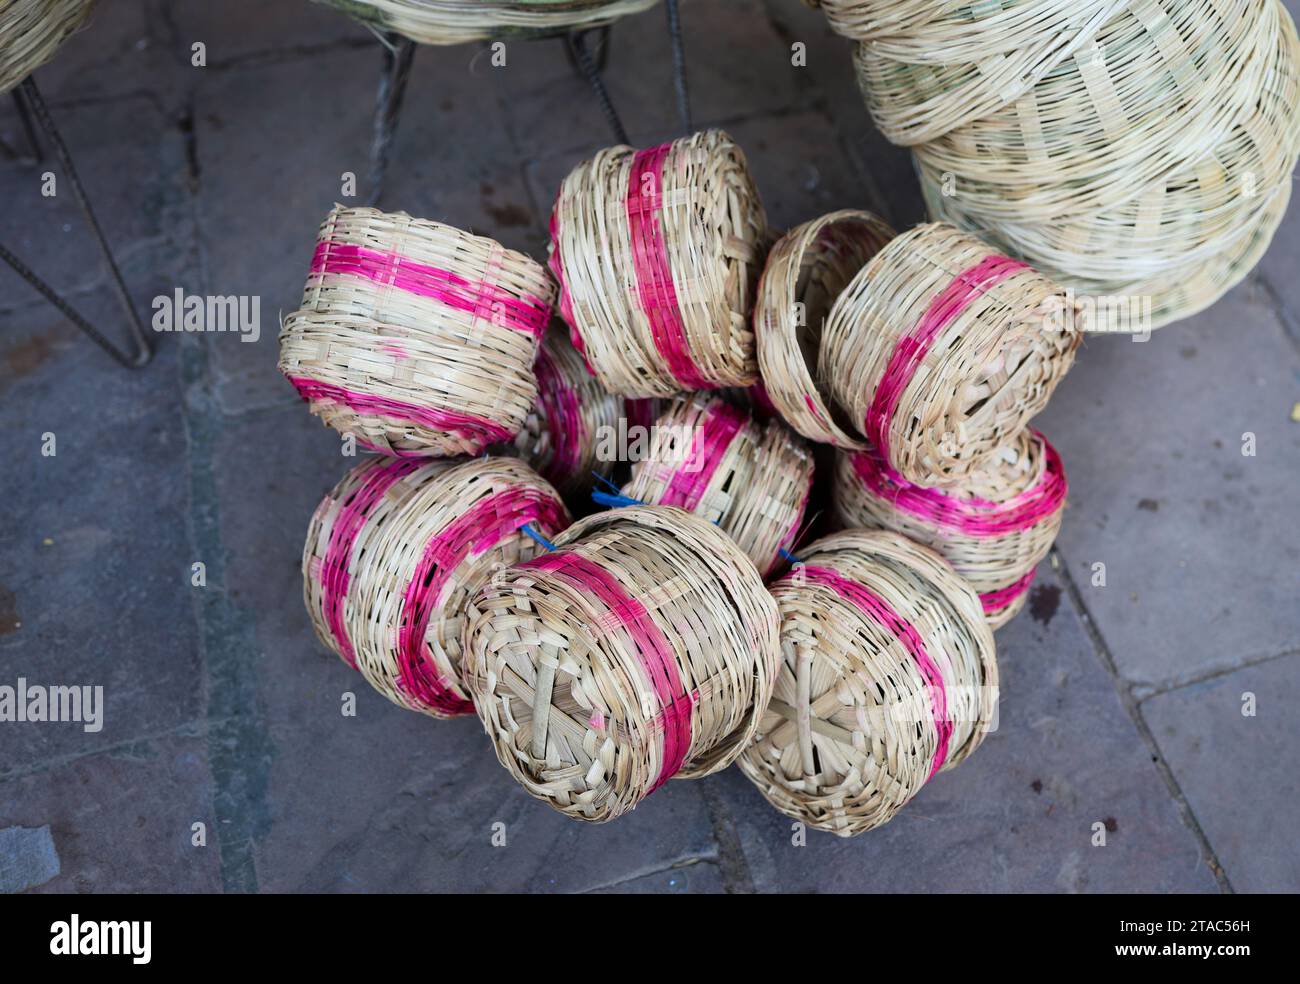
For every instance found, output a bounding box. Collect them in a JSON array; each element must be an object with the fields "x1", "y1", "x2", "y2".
[
  {"x1": 548, "y1": 129, "x2": 769, "y2": 397},
  {"x1": 0, "y1": 0, "x2": 94, "y2": 96},
  {"x1": 903, "y1": 0, "x2": 1273, "y2": 223},
  {"x1": 917, "y1": 2, "x2": 1300, "y2": 325},
  {"x1": 279, "y1": 205, "x2": 554, "y2": 457},
  {"x1": 621, "y1": 395, "x2": 815, "y2": 576},
  {"x1": 753, "y1": 209, "x2": 896, "y2": 448},
  {"x1": 302, "y1": 455, "x2": 571, "y2": 718},
  {"x1": 463, "y1": 505, "x2": 781, "y2": 822},
  {"x1": 511, "y1": 325, "x2": 624, "y2": 500},
  {"x1": 738, "y1": 529, "x2": 998, "y2": 837},
  {"x1": 820, "y1": 223, "x2": 1079, "y2": 486},
  {"x1": 849, "y1": 1, "x2": 1127, "y2": 145},
  {"x1": 833, "y1": 429, "x2": 1066, "y2": 628},
  {"x1": 315, "y1": 0, "x2": 659, "y2": 45}
]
